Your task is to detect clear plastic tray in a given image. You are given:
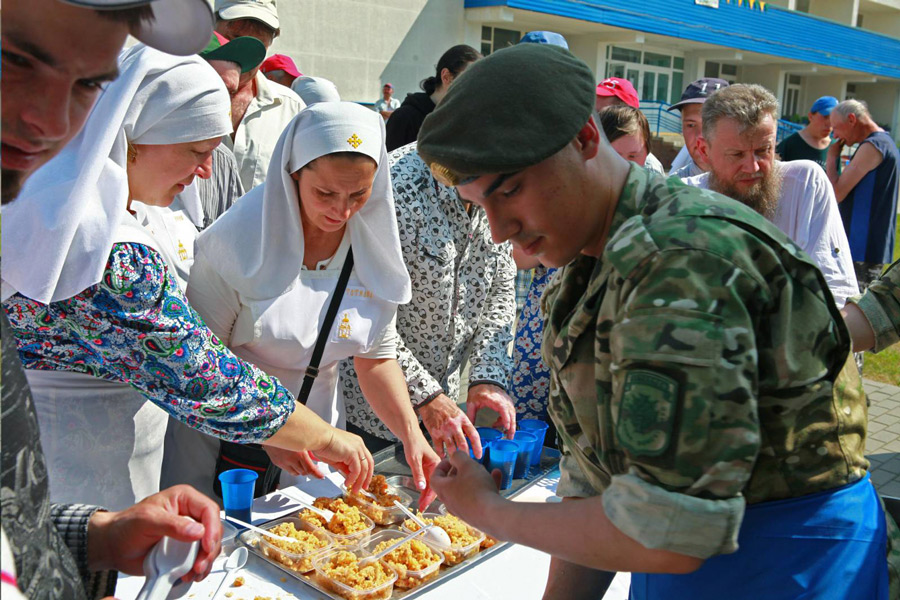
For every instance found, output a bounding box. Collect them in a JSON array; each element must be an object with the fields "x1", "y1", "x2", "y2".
[
  {"x1": 399, "y1": 512, "x2": 485, "y2": 567},
  {"x1": 313, "y1": 548, "x2": 398, "y2": 600},
  {"x1": 357, "y1": 530, "x2": 444, "y2": 590},
  {"x1": 297, "y1": 505, "x2": 376, "y2": 546},
  {"x1": 256, "y1": 516, "x2": 334, "y2": 574}
]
